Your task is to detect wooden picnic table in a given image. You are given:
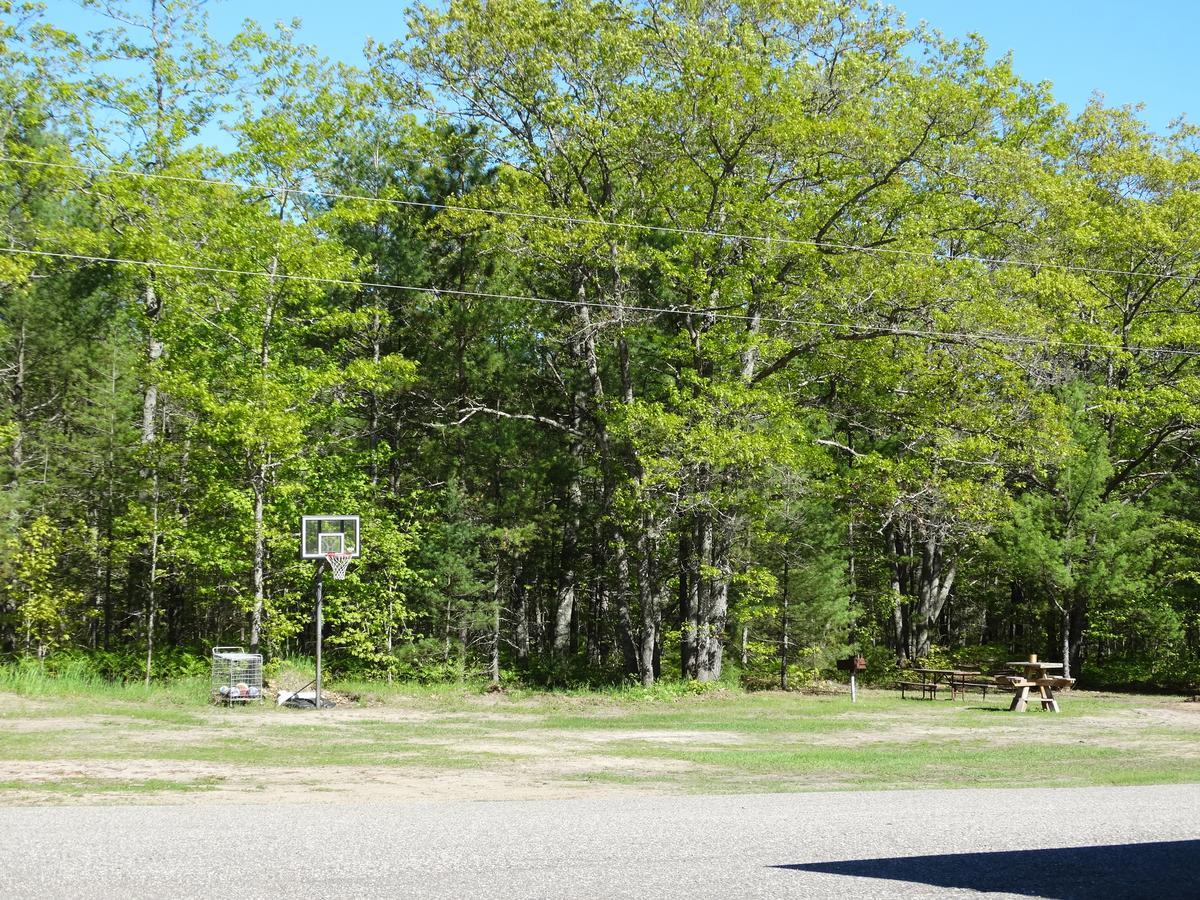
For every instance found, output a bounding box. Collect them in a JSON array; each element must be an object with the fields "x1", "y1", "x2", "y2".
[
  {"x1": 945, "y1": 669, "x2": 996, "y2": 701},
  {"x1": 1001, "y1": 661, "x2": 1074, "y2": 712},
  {"x1": 902, "y1": 667, "x2": 964, "y2": 700}
]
